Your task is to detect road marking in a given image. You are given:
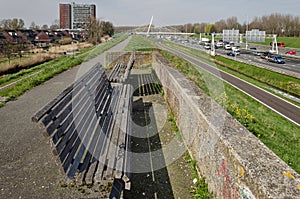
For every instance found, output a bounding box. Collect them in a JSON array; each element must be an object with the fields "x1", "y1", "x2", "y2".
[{"x1": 159, "y1": 43, "x2": 300, "y2": 126}]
